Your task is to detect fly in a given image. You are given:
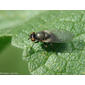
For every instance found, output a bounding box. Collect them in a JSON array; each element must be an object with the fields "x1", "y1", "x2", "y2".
[{"x1": 29, "y1": 30, "x2": 73, "y2": 43}]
